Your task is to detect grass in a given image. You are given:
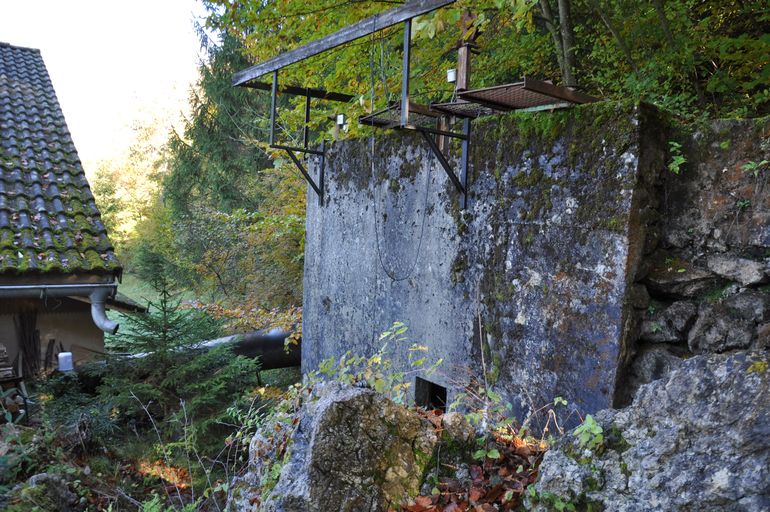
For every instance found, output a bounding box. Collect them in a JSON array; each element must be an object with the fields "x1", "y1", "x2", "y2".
[{"x1": 117, "y1": 272, "x2": 195, "y2": 308}]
